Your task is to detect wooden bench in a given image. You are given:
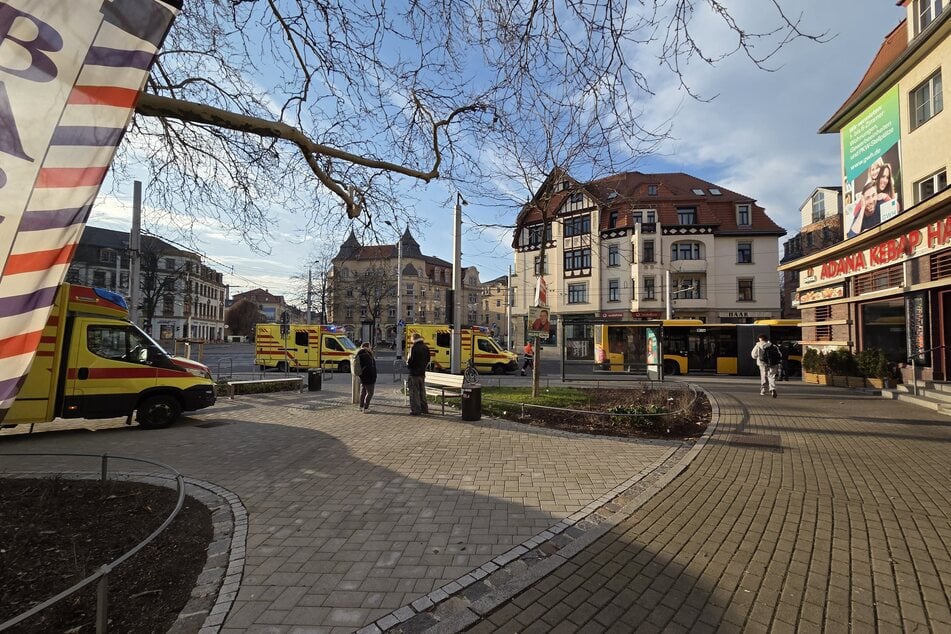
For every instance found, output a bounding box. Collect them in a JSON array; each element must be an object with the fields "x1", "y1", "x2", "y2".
[
  {"x1": 425, "y1": 373, "x2": 467, "y2": 415},
  {"x1": 227, "y1": 377, "x2": 303, "y2": 399},
  {"x1": 401, "y1": 373, "x2": 466, "y2": 415}
]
